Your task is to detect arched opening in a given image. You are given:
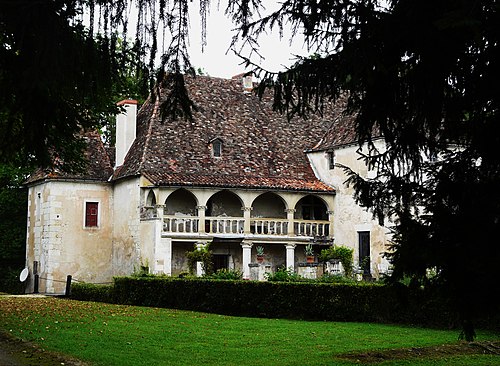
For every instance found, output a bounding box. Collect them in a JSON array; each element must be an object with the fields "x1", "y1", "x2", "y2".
[
  {"x1": 146, "y1": 190, "x2": 156, "y2": 206},
  {"x1": 251, "y1": 192, "x2": 287, "y2": 235},
  {"x1": 251, "y1": 192, "x2": 286, "y2": 218},
  {"x1": 163, "y1": 189, "x2": 198, "y2": 233},
  {"x1": 294, "y1": 195, "x2": 328, "y2": 220},
  {"x1": 206, "y1": 190, "x2": 243, "y2": 217},
  {"x1": 205, "y1": 191, "x2": 244, "y2": 234},
  {"x1": 164, "y1": 189, "x2": 197, "y2": 216},
  {"x1": 294, "y1": 195, "x2": 330, "y2": 238}
]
